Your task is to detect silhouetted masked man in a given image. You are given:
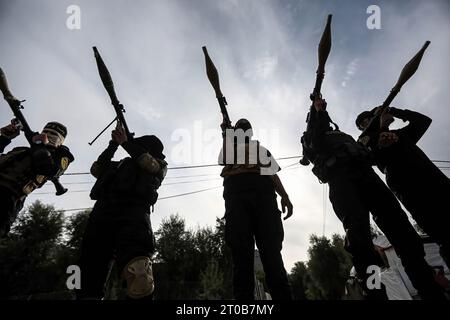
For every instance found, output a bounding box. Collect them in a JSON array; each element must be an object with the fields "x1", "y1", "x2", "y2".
[
  {"x1": 219, "y1": 118, "x2": 293, "y2": 300},
  {"x1": 0, "y1": 121, "x2": 73, "y2": 237},
  {"x1": 77, "y1": 124, "x2": 167, "y2": 300},
  {"x1": 356, "y1": 107, "x2": 450, "y2": 265},
  {"x1": 300, "y1": 98, "x2": 445, "y2": 300}
]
